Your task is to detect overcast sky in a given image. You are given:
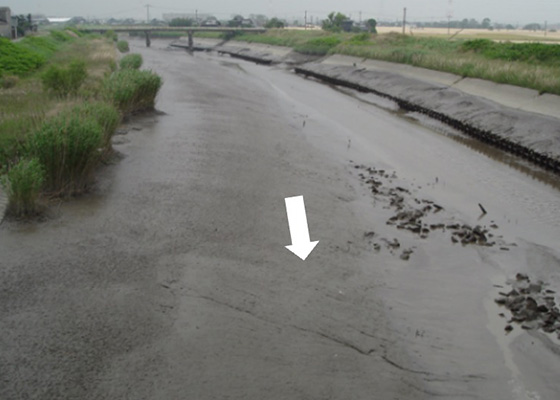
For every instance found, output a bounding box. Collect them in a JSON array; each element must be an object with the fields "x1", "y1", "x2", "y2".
[{"x1": 9, "y1": 0, "x2": 560, "y2": 24}]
